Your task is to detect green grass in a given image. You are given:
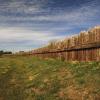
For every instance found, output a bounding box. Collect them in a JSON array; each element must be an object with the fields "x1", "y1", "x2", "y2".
[{"x1": 0, "y1": 56, "x2": 100, "y2": 100}]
